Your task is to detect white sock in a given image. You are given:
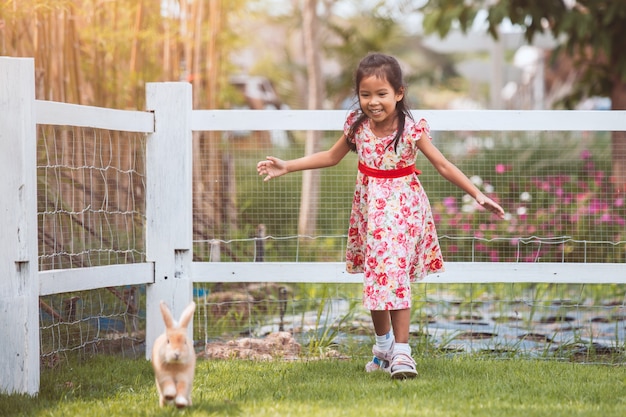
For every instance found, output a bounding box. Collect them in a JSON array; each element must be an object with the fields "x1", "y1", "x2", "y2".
[
  {"x1": 375, "y1": 330, "x2": 394, "y2": 352},
  {"x1": 393, "y1": 342, "x2": 411, "y2": 356}
]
